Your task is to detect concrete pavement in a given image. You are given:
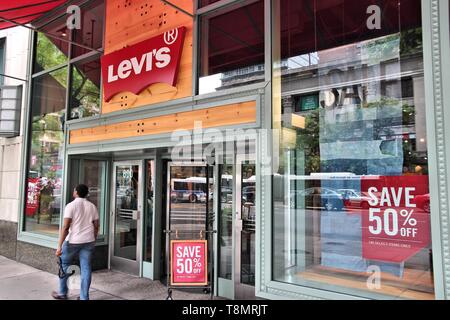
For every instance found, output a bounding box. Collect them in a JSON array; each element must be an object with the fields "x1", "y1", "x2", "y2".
[{"x1": 0, "y1": 255, "x2": 213, "y2": 300}]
